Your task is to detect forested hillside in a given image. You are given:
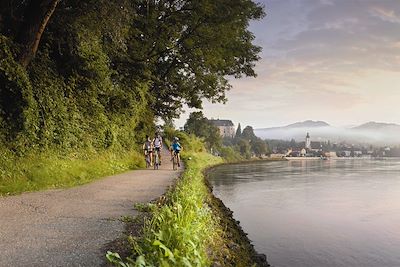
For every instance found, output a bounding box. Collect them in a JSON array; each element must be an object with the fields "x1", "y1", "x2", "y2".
[{"x1": 0, "y1": 0, "x2": 263, "y2": 154}]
